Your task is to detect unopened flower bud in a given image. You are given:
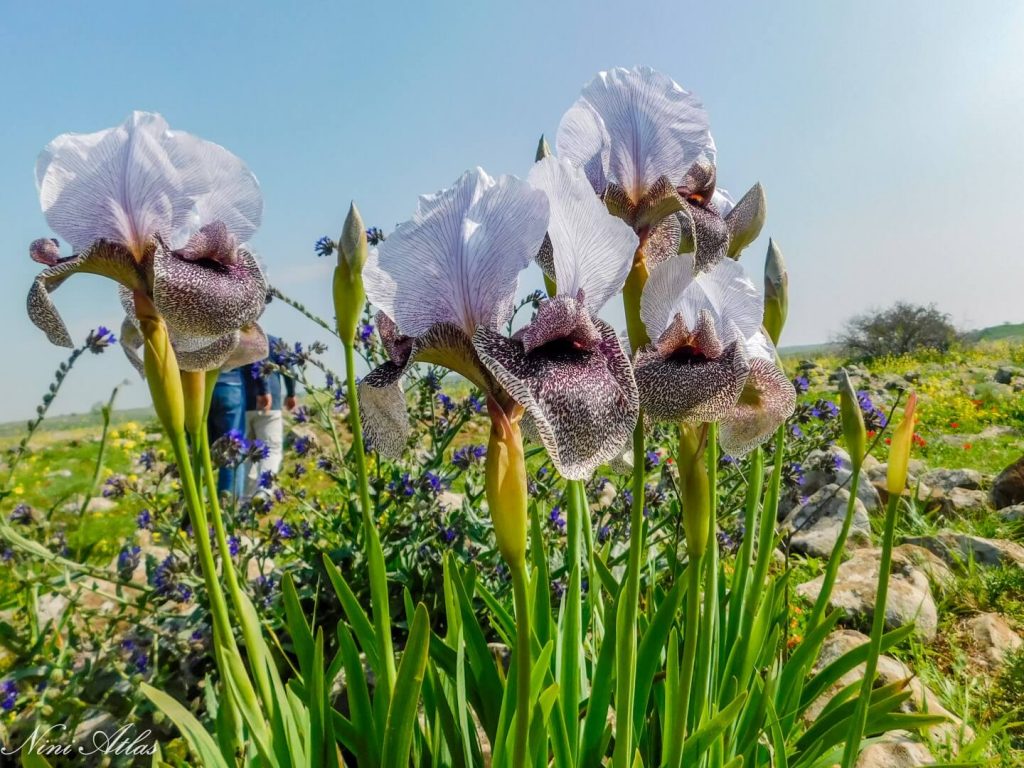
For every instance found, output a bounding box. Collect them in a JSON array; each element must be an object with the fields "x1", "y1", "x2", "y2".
[
  {"x1": 762, "y1": 239, "x2": 788, "y2": 346},
  {"x1": 838, "y1": 369, "x2": 866, "y2": 472},
  {"x1": 536, "y1": 135, "x2": 552, "y2": 162},
  {"x1": 886, "y1": 393, "x2": 918, "y2": 497},
  {"x1": 333, "y1": 202, "x2": 368, "y2": 346}
]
